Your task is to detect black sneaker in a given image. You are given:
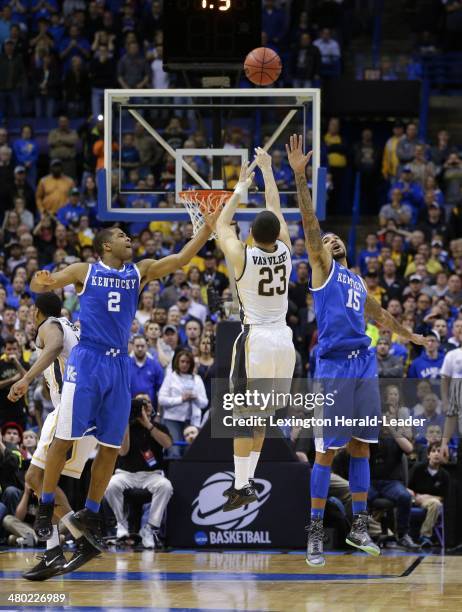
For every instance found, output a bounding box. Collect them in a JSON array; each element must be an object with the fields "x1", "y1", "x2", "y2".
[
  {"x1": 70, "y1": 509, "x2": 106, "y2": 552},
  {"x1": 306, "y1": 519, "x2": 325, "y2": 567},
  {"x1": 223, "y1": 479, "x2": 255, "y2": 498},
  {"x1": 61, "y1": 536, "x2": 101, "y2": 573},
  {"x1": 22, "y1": 546, "x2": 66, "y2": 581},
  {"x1": 397, "y1": 533, "x2": 421, "y2": 551},
  {"x1": 34, "y1": 501, "x2": 55, "y2": 541},
  {"x1": 346, "y1": 512, "x2": 380, "y2": 557},
  {"x1": 222, "y1": 484, "x2": 257, "y2": 512}
]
